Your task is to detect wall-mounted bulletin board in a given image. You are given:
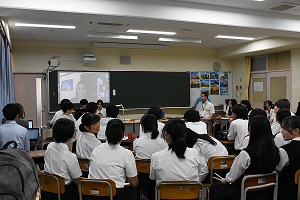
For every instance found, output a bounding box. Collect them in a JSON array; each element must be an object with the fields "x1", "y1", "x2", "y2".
[{"x1": 190, "y1": 71, "x2": 233, "y2": 107}]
